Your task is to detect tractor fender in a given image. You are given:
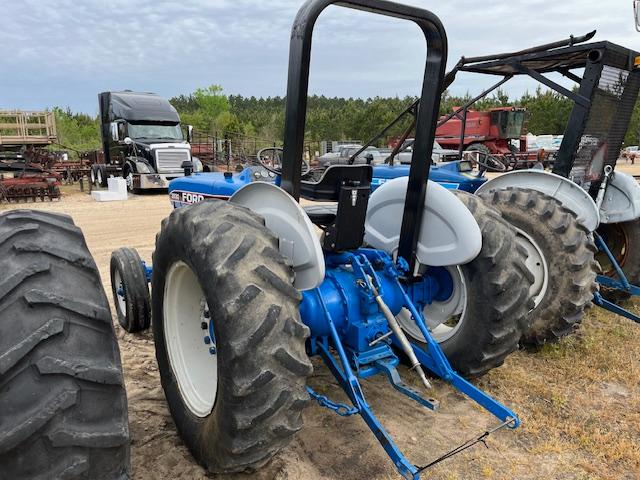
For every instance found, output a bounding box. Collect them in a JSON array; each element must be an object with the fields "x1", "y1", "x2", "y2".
[
  {"x1": 475, "y1": 170, "x2": 599, "y2": 231},
  {"x1": 364, "y1": 177, "x2": 482, "y2": 266},
  {"x1": 599, "y1": 170, "x2": 640, "y2": 224},
  {"x1": 230, "y1": 182, "x2": 324, "y2": 291}
]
